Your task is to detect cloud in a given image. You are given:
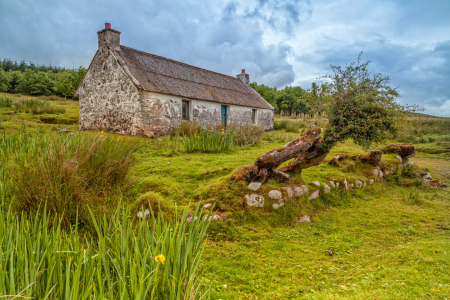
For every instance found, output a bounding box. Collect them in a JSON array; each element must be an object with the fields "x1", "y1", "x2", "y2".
[{"x1": 0, "y1": 0, "x2": 449, "y2": 115}]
